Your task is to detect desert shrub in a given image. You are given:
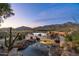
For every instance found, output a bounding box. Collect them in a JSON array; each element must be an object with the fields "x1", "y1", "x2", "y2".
[
  {"x1": 75, "y1": 47, "x2": 79, "y2": 53},
  {"x1": 65, "y1": 34, "x2": 73, "y2": 41},
  {"x1": 65, "y1": 31, "x2": 79, "y2": 42},
  {"x1": 72, "y1": 33, "x2": 79, "y2": 41},
  {"x1": 65, "y1": 31, "x2": 79, "y2": 53},
  {"x1": 0, "y1": 32, "x2": 8, "y2": 39},
  {"x1": 17, "y1": 33, "x2": 26, "y2": 40}
]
